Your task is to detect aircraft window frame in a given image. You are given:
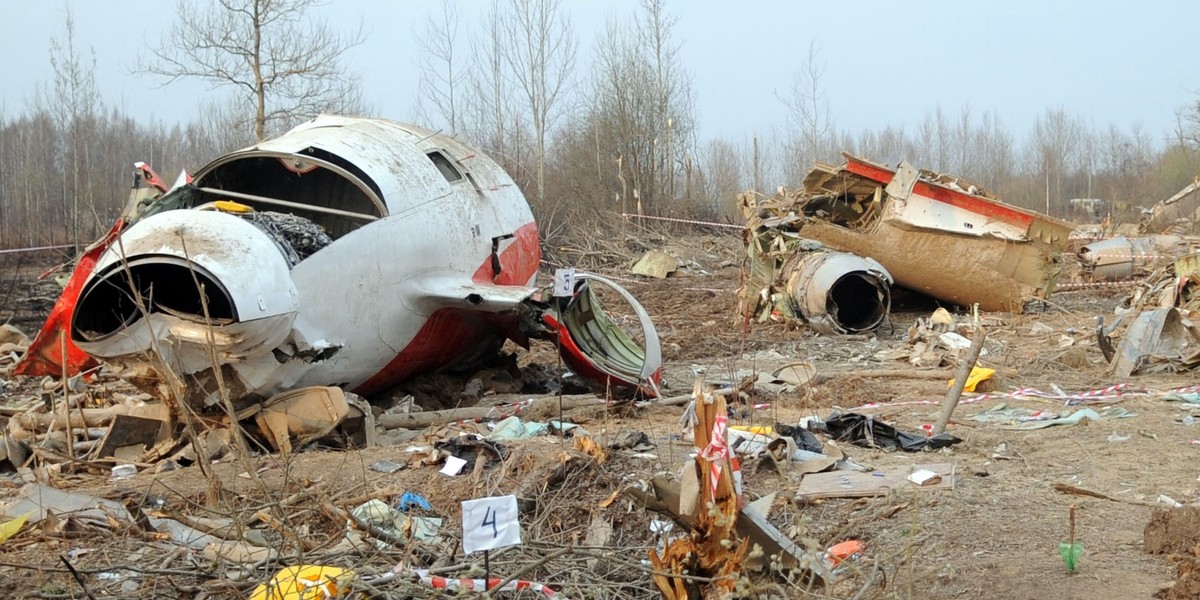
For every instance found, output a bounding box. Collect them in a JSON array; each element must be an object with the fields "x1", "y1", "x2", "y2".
[{"x1": 426, "y1": 150, "x2": 464, "y2": 183}]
